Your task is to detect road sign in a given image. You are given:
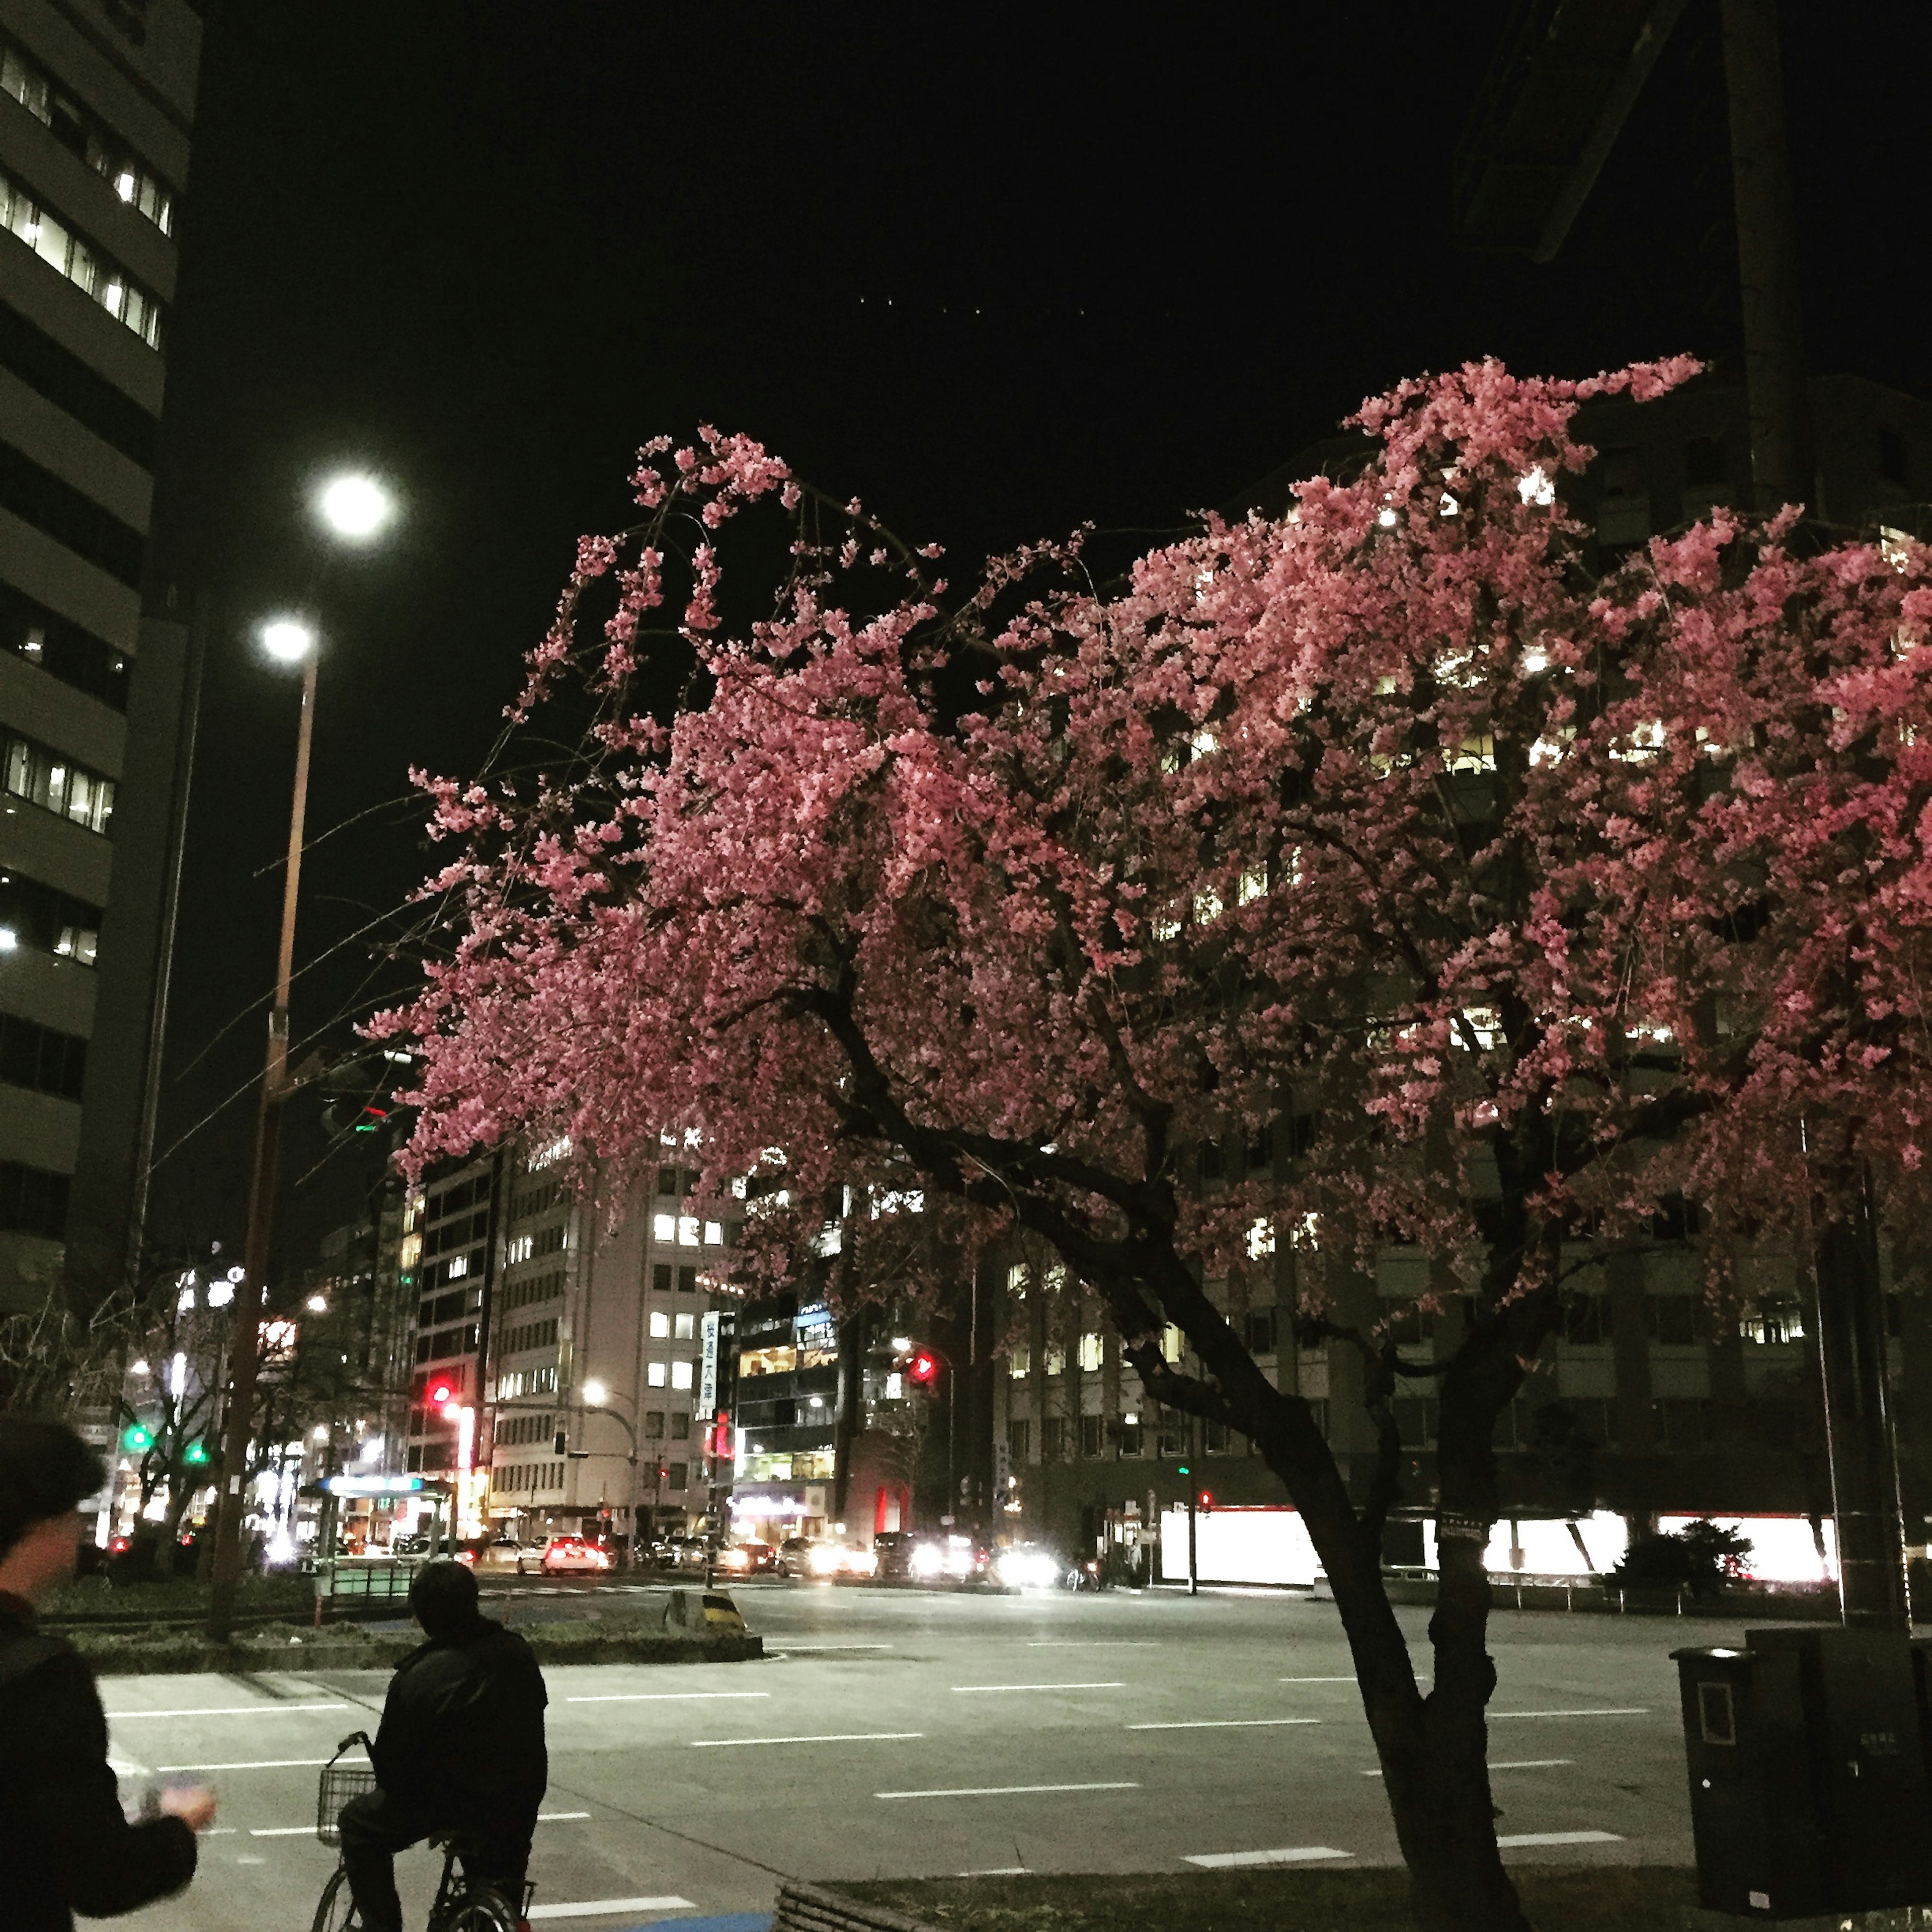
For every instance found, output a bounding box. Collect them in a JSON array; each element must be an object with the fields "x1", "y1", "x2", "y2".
[{"x1": 326, "y1": 1473, "x2": 427, "y2": 1498}]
